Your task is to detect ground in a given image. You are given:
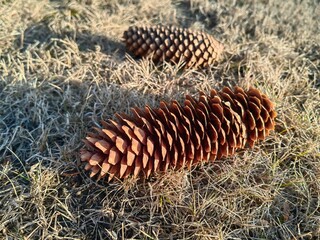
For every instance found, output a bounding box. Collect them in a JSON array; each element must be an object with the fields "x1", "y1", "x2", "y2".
[{"x1": 0, "y1": 0, "x2": 320, "y2": 239}]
